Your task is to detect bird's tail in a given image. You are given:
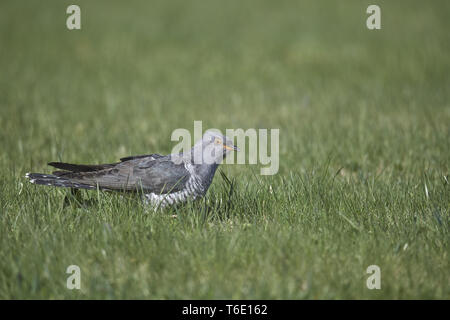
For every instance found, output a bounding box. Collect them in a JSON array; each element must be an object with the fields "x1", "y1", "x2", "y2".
[{"x1": 25, "y1": 172, "x2": 96, "y2": 190}]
